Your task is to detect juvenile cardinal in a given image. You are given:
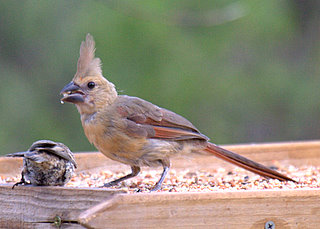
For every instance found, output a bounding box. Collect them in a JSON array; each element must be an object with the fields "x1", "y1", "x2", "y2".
[
  {"x1": 61, "y1": 34, "x2": 294, "y2": 191},
  {"x1": 7, "y1": 140, "x2": 77, "y2": 188}
]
